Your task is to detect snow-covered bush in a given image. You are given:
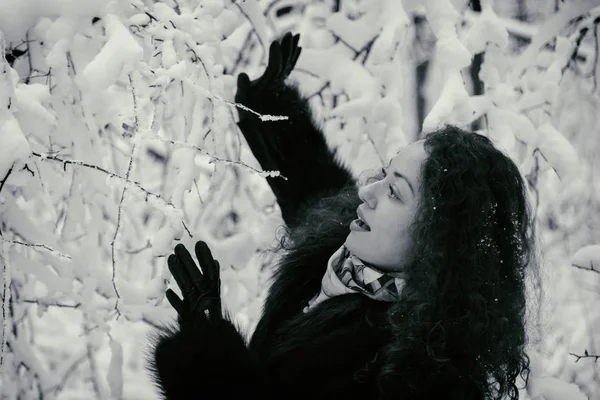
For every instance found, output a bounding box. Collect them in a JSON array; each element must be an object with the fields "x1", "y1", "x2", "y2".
[{"x1": 0, "y1": 0, "x2": 598, "y2": 398}]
